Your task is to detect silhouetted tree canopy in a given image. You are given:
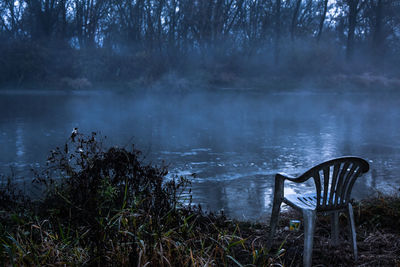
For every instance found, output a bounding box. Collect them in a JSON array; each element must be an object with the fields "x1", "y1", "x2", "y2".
[{"x1": 0, "y1": 0, "x2": 399, "y2": 87}]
